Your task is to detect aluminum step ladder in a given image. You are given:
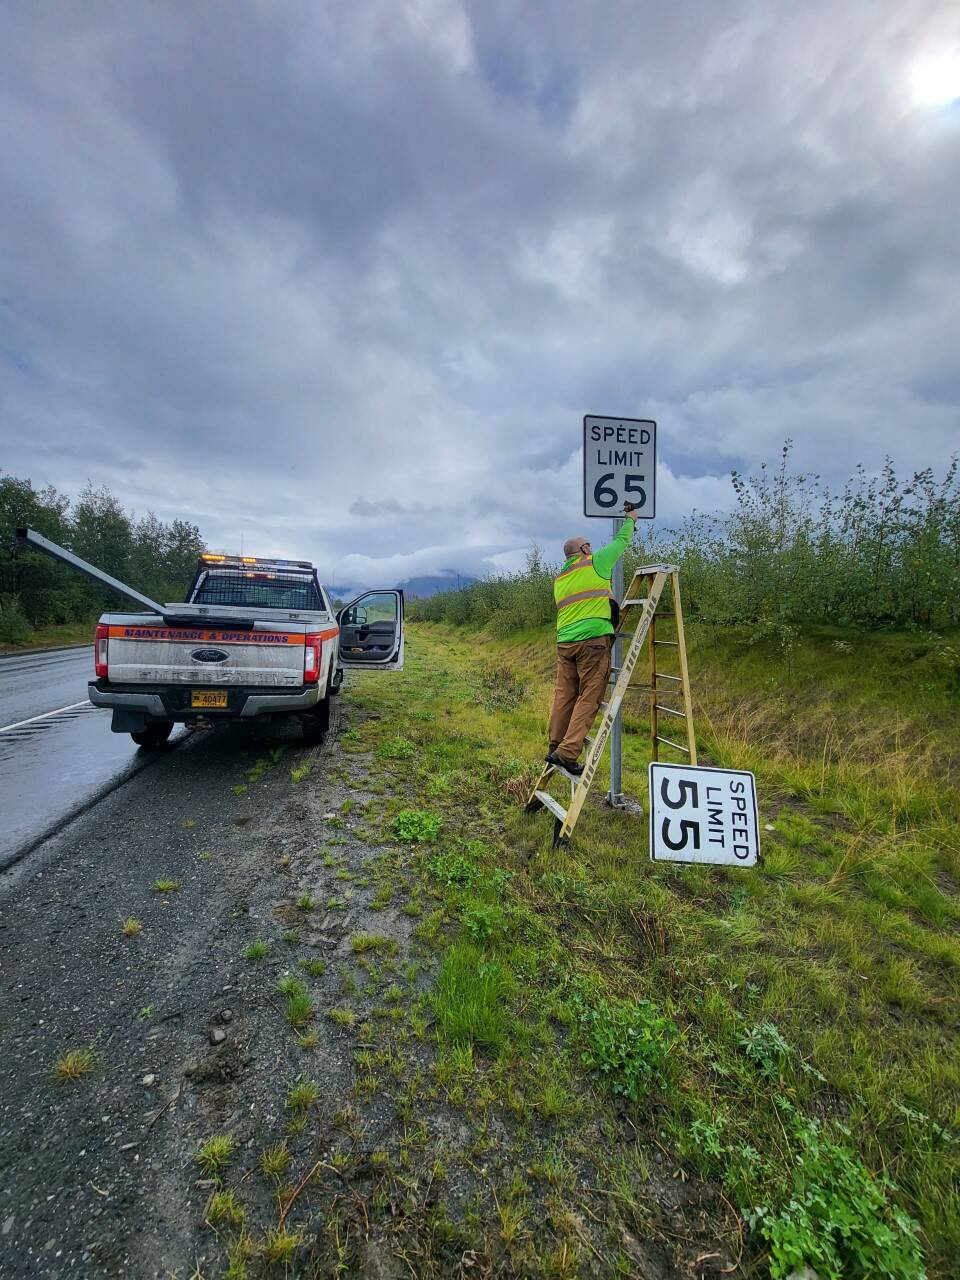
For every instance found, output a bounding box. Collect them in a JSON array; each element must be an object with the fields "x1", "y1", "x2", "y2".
[{"x1": 524, "y1": 564, "x2": 697, "y2": 847}]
